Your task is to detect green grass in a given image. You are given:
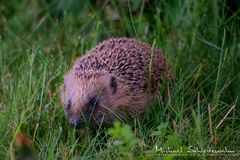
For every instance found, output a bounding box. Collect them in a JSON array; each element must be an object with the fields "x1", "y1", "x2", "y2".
[{"x1": 0, "y1": 0, "x2": 240, "y2": 159}]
